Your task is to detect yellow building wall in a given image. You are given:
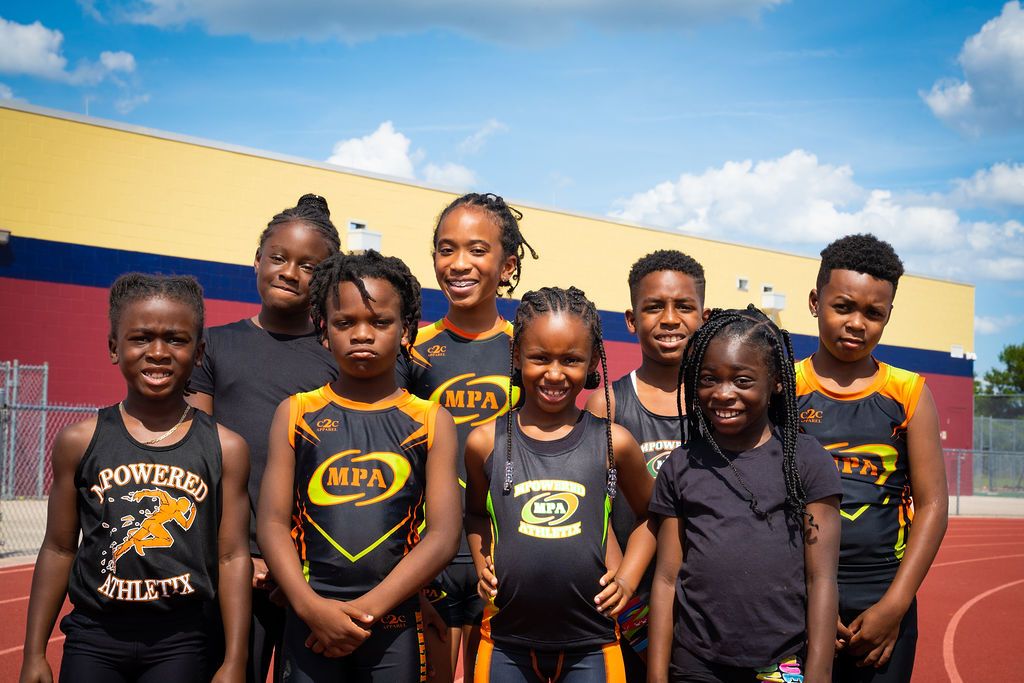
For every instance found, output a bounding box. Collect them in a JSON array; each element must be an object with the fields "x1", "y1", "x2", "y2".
[{"x1": 0, "y1": 103, "x2": 974, "y2": 354}]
